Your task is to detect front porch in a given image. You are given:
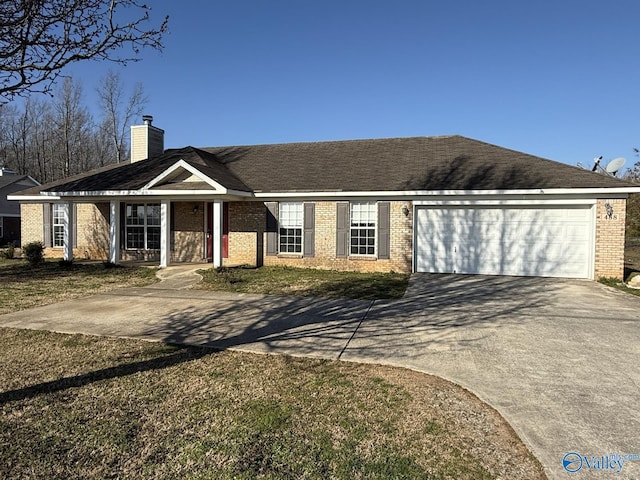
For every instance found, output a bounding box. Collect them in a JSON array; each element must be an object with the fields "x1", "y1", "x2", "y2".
[{"x1": 57, "y1": 199, "x2": 228, "y2": 268}]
